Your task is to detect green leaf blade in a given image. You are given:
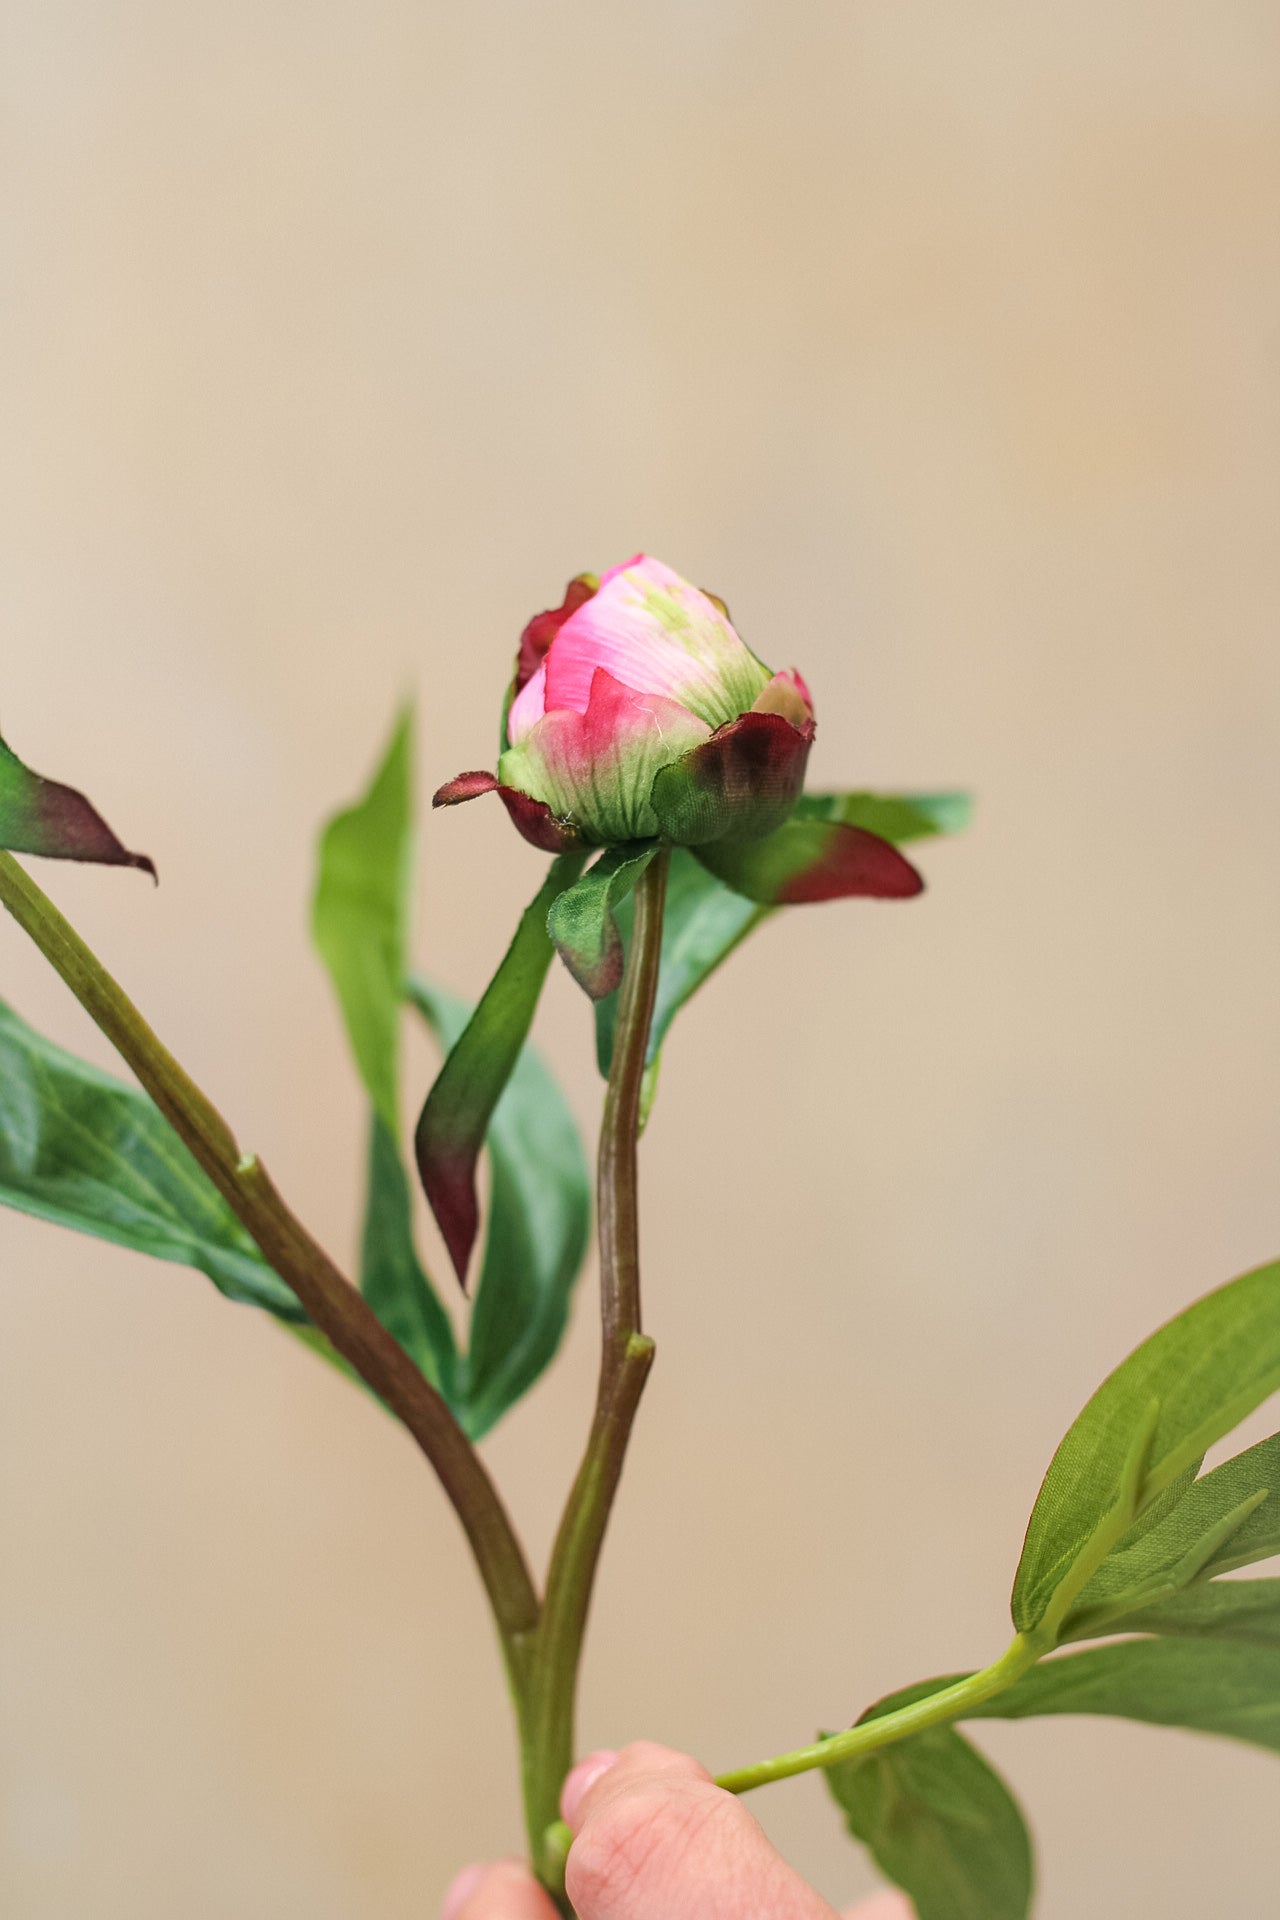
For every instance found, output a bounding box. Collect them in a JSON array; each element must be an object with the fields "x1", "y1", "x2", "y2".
[
  {"x1": 409, "y1": 978, "x2": 590, "y2": 1438},
  {"x1": 311, "y1": 706, "x2": 414, "y2": 1135},
  {"x1": 970, "y1": 1637, "x2": 1280, "y2": 1759},
  {"x1": 413, "y1": 852, "x2": 585, "y2": 1285},
  {"x1": 0, "y1": 729, "x2": 154, "y2": 875},
  {"x1": 0, "y1": 997, "x2": 300, "y2": 1319},
  {"x1": 360, "y1": 1116, "x2": 457, "y2": 1401},
  {"x1": 1064, "y1": 1431, "x2": 1280, "y2": 1637},
  {"x1": 1115, "y1": 1579, "x2": 1280, "y2": 1648},
  {"x1": 1011, "y1": 1259, "x2": 1280, "y2": 1636},
  {"x1": 825, "y1": 1724, "x2": 1033, "y2": 1920}
]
